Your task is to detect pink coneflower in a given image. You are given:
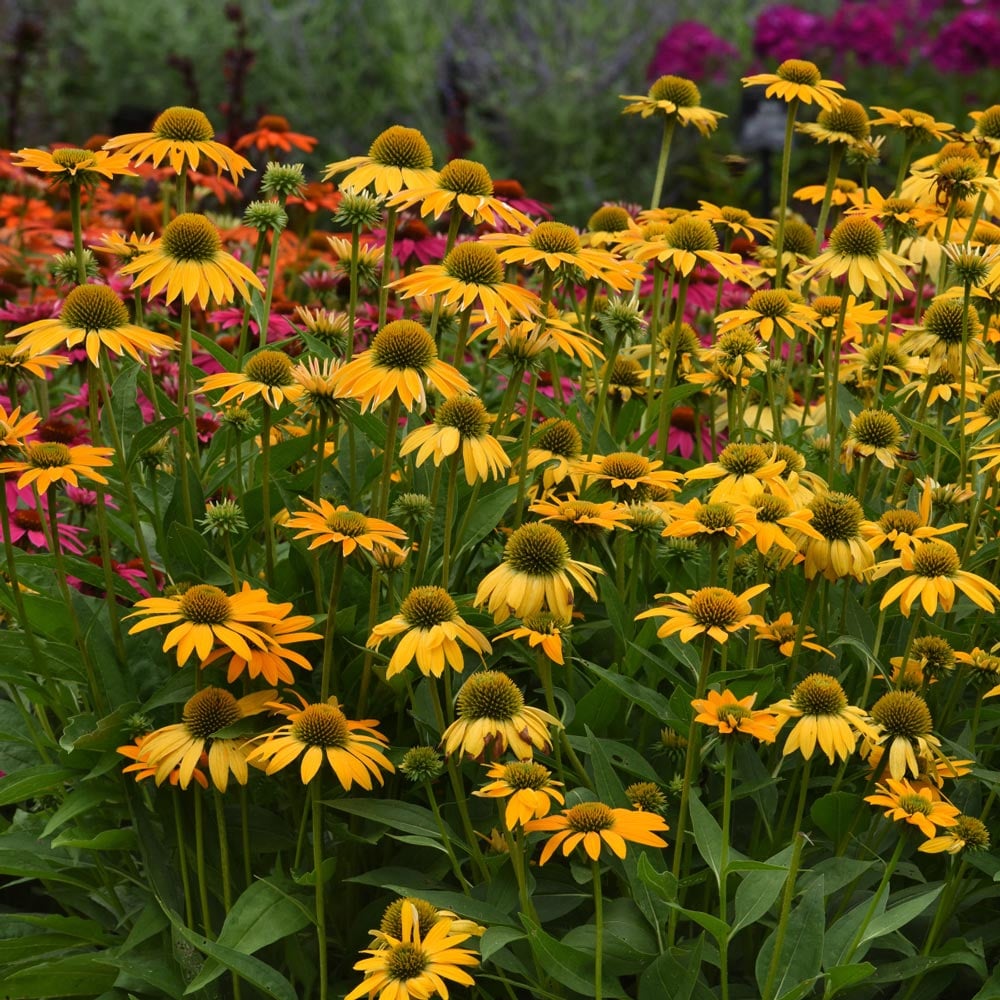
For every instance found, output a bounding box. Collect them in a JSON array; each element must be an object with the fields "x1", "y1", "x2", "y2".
[
  {"x1": 66, "y1": 484, "x2": 118, "y2": 511},
  {"x1": 209, "y1": 306, "x2": 297, "y2": 345},
  {"x1": 3, "y1": 481, "x2": 86, "y2": 555},
  {"x1": 0, "y1": 299, "x2": 62, "y2": 324},
  {"x1": 664, "y1": 406, "x2": 720, "y2": 460},
  {"x1": 488, "y1": 180, "x2": 552, "y2": 233},
  {"x1": 376, "y1": 216, "x2": 448, "y2": 266},
  {"x1": 36, "y1": 413, "x2": 89, "y2": 447}
]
